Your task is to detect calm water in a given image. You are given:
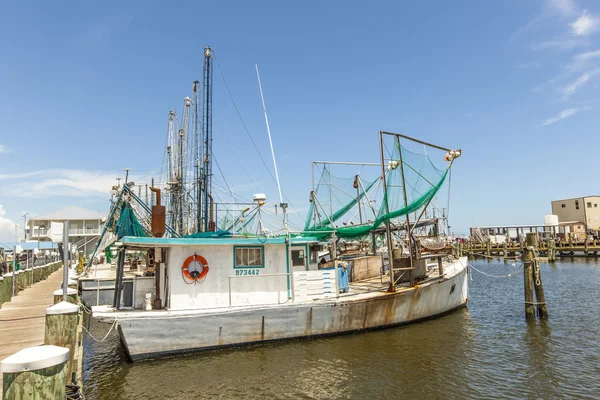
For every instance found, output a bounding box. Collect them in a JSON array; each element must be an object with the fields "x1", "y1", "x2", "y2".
[{"x1": 83, "y1": 258, "x2": 600, "y2": 399}]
